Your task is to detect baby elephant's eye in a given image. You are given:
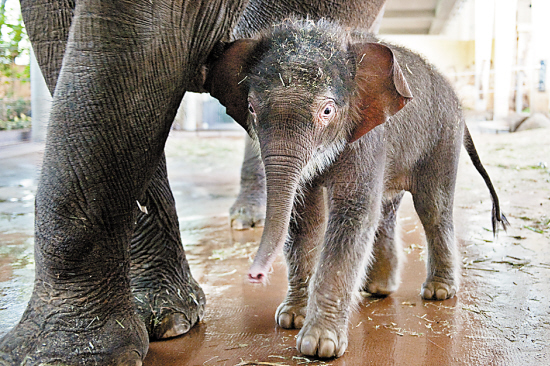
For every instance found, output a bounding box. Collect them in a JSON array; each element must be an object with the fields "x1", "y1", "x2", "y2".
[
  {"x1": 248, "y1": 102, "x2": 255, "y2": 114},
  {"x1": 317, "y1": 100, "x2": 336, "y2": 125}
]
